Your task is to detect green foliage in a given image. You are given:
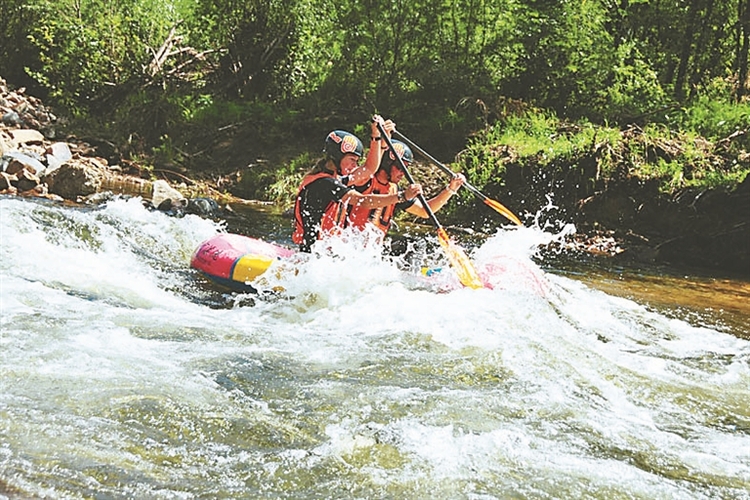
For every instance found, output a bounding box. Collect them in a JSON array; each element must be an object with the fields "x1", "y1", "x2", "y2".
[
  {"x1": 307, "y1": 0, "x2": 525, "y2": 133},
  {"x1": 668, "y1": 80, "x2": 750, "y2": 145},
  {"x1": 0, "y1": 0, "x2": 44, "y2": 88},
  {"x1": 179, "y1": 94, "x2": 214, "y2": 122},
  {"x1": 508, "y1": 0, "x2": 616, "y2": 120},
  {"x1": 596, "y1": 42, "x2": 671, "y2": 122},
  {"x1": 186, "y1": 0, "x2": 333, "y2": 101},
  {"x1": 623, "y1": 124, "x2": 749, "y2": 193},
  {"x1": 93, "y1": 88, "x2": 191, "y2": 156},
  {"x1": 458, "y1": 107, "x2": 748, "y2": 197},
  {"x1": 621, "y1": 0, "x2": 738, "y2": 101},
  {"x1": 264, "y1": 153, "x2": 312, "y2": 205},
  {"x1": 152, "y1": 134, "x2": 181, "y2": 167},
  {"x1": 3, "y1": 0, "x2": 747, "y2": 130},
  {"x1": 474, "y1": 109, "x2": 620, "y2": 161},
  {"x1": 1, "y1": 0, "x2": 749, "y2": 203},
  {"x1": 24, "y1": 0, "x2": 185, "y2": 115},
  {"x1": 231, "y1": 152, "x2": 312, "y2": 205}
]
